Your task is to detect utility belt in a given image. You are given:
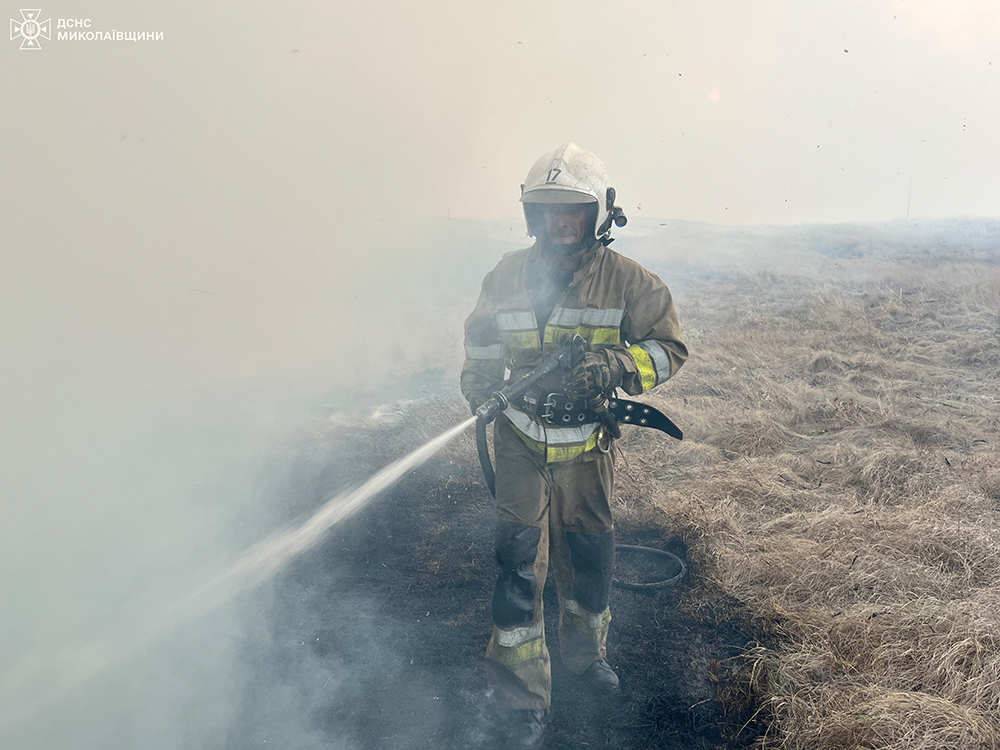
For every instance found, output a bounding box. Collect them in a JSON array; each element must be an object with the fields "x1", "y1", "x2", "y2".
[
  {"x1": 519, "y1": 391, "x2": 601, "y2": 426},
  {"x1": 518, "y1": 390, "x2": 685, "y2": 441}
]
